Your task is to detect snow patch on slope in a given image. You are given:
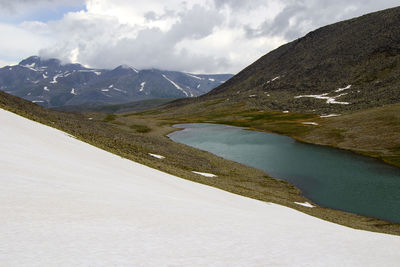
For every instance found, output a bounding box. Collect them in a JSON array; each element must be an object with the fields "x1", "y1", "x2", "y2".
[
  {"x1": 192, "y1": 171, "x2": 217, "y2": 177},
  {"x1": 335, "y1": 85, "x2": 351, "y2": 93},
  {"x1": 113, "y1": 87, "x2": 127, "y2": 93},
  {"x1": 295, "y1": 93, "x2": 350, "y2": 105},
  {"x1": 320, "y1": 114, "x2": 340, "y2": 118},
  {"x1": 301, "y1": 122, "x2": 319, "y2": 126},
  {"x1": 121, "y1": 64, "x2": 139, "y2": 73},
  {"x1": 50, "y1": 74, "x2": 62, "y2": 84},
  {"x1": 21, "y1": 63, "x2": 38, "y2": 72},
  {"x1": 294, "y1": 84, "x2": 353, "y2": 105},
  {"x1": 186, "y1": 73, "x2": 204, "y2": 80},
  {"x1": 140, "y1": 82, "x2": 146, "y2": 92},
  {"x1": 295, "y1": 202, "x2": 315, "y2": 208},
  {"x1": 149, "y1": 153, "x2": 165, "y2": 159},
  {"x1": 162, "y1": 74, "x2": 189, "y2": 97}
]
